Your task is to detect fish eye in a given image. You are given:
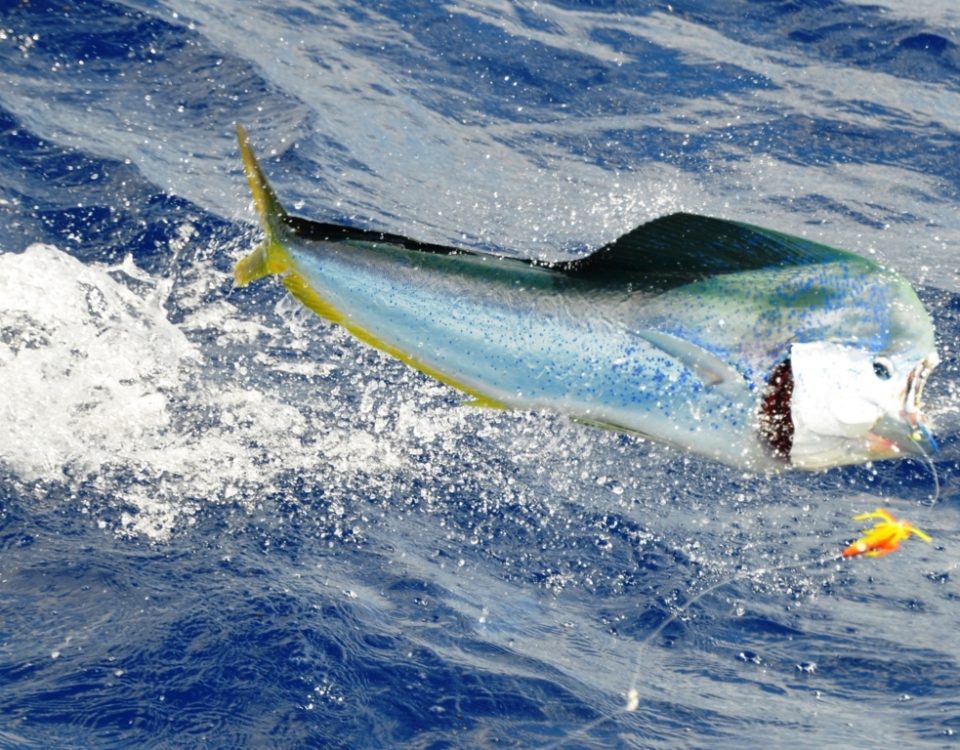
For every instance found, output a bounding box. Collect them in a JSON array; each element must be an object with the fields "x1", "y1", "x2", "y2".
[{"x1": 873, "y1": 357, "x2": 893, "y2": 380}]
